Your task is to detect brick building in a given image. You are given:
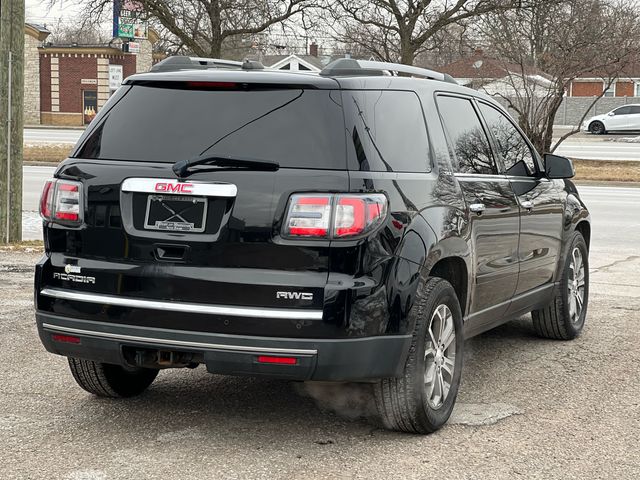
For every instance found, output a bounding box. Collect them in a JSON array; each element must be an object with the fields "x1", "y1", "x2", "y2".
[
  {"x1": 568, "y1": 76, "x2": 640, "y2": 97},
  {"x1": 24, "y1": 23, "x2": 158, "y2": 126}
]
